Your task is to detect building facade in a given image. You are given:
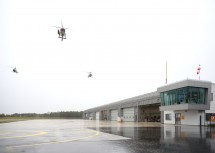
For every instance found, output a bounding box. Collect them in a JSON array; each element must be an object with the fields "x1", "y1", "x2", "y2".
[
  {"x1": 158, "y1": 79, "x2": 214, "y2": 125},
  {"x1": 83, "y1": 79, "x2": 215, "y2": 126}
]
